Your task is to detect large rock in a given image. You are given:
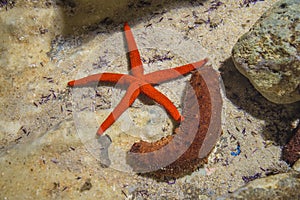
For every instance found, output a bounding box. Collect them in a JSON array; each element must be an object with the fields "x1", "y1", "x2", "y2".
[
  {"x1": 220, "y1": 172, "x2": 300, "y2": 200},
  {"x1": 232, "y1": 0, "x2": 300, "y2": 104}
]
